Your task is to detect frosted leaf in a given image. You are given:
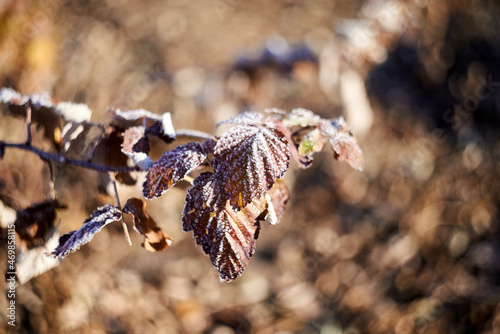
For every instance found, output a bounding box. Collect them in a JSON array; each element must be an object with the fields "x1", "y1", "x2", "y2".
[
  {"x1": 214, "y1": 124, "x2": 290, "y2": 210},
  {"x1": 110, "y1": 108, "x2": 175, "y2": 143},
  {"x1": 121, "y1": 126, "x2": 153, "y2": 170},
  {"x1": 217, "y1": 111, "x2": 264, "y2": 126},
  {"x1": 123, "y1": 198, "x2": 172, "y2": 252},
  {"x1": 47, "y1": 205, "x2": 122, "y2": 259},
  {"x1": 55, "y1": 102, "x2": 92, "y2": 122},
  {"x1": 318, "y1": 117, "x2": 364, "y2": 171},
  {"x1": 182, "y1": 172, "x2": 268, "y2": 282},
  {"x1": 143, "y1": 142, "x2": 207, "y2": 199},
  {"x1": 282, "y1": 107, "x2": 321, "y2": 128}
]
